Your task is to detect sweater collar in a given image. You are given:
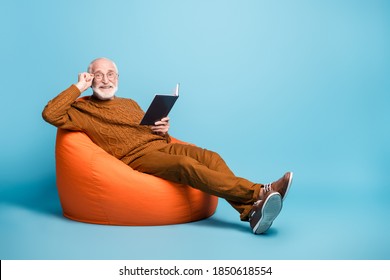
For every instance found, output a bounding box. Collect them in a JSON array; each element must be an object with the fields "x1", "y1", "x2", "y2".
[{"x1": 89, "y1": 95, "x2": 117, "y2": 104}]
